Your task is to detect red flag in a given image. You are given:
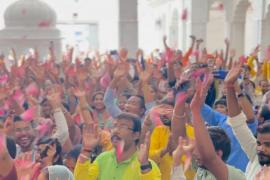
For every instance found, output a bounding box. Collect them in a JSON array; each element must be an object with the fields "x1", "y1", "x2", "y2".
[{"x1": 181, "y1": 8, "x2": 188, "y2": 21}]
